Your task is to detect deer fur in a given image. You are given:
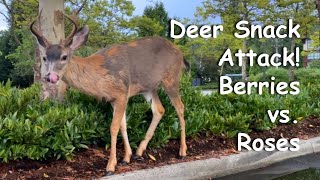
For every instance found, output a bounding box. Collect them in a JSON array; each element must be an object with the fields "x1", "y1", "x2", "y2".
[{"x1": 31, "y1": 15, "x2": 187, "y2": 174}]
